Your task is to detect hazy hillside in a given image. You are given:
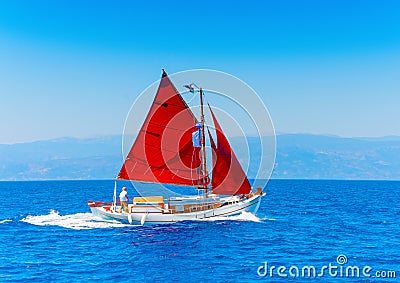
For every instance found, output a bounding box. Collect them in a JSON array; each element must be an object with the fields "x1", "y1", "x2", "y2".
[
  {"x1": 0, "y1": 136, "x2": 122, "y2": 180},
  {"x1": 0, "y1": 134, "x2": 399, "y2": 180},
  {"x1": 273, "y1": 134, "x2": 400, "y2": 179}
]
